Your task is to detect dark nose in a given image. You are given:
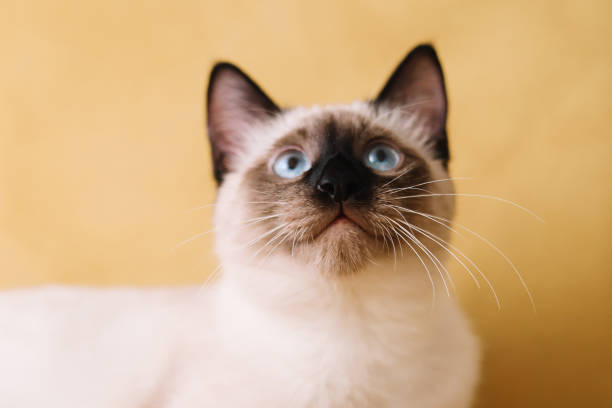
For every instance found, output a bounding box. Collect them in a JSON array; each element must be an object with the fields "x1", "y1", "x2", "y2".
[{"x1": 316, "y1": 154, "x2": 361, "y2": 203}]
